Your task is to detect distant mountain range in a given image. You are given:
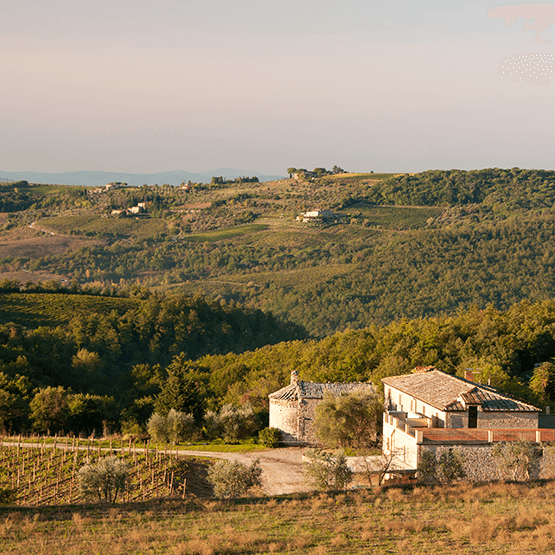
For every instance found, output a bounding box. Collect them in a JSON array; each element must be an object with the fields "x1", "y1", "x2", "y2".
[{"x1": 0, "y1": 168, "x2": 285, "y2": 186}]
